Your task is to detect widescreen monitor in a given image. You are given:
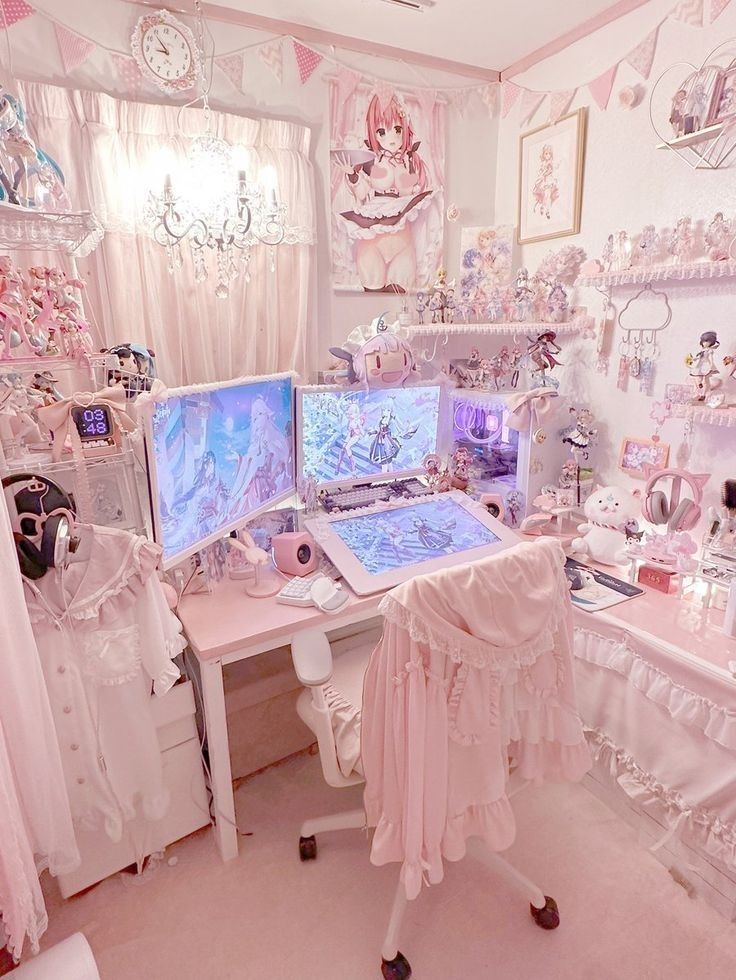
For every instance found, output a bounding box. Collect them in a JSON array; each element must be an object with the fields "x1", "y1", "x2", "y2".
[
  {"x1": 296, "y1": 382, "x2": 446, "y2": 491},
  {"x1": 145, "y1": 373, "x2": 295, "y2": 569}
]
